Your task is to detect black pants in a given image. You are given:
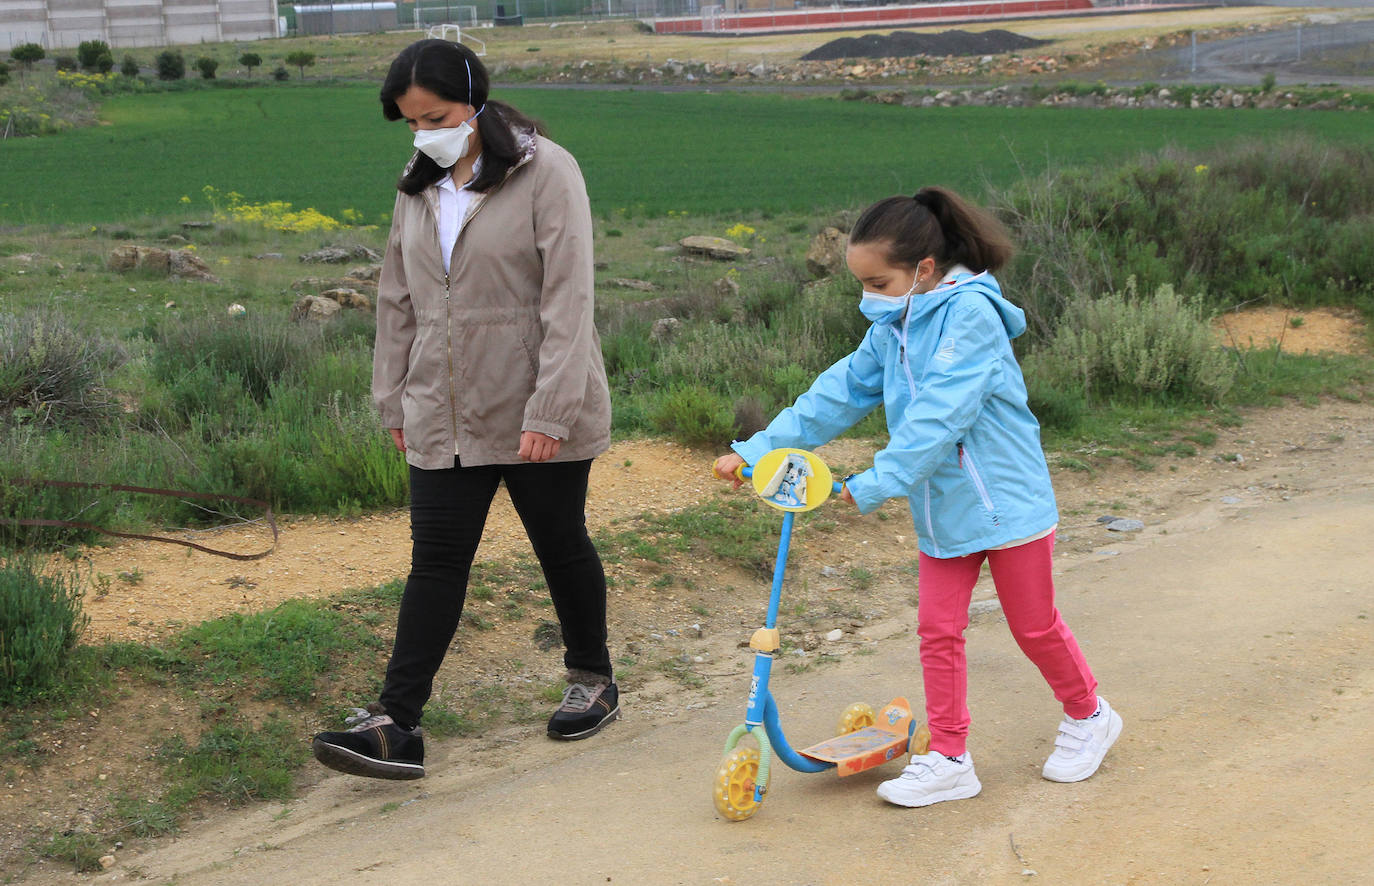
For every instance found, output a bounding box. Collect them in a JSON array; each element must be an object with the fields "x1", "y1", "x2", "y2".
[{"x1": 379, "y1": 458, "x2": 611, "y2": 728}]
